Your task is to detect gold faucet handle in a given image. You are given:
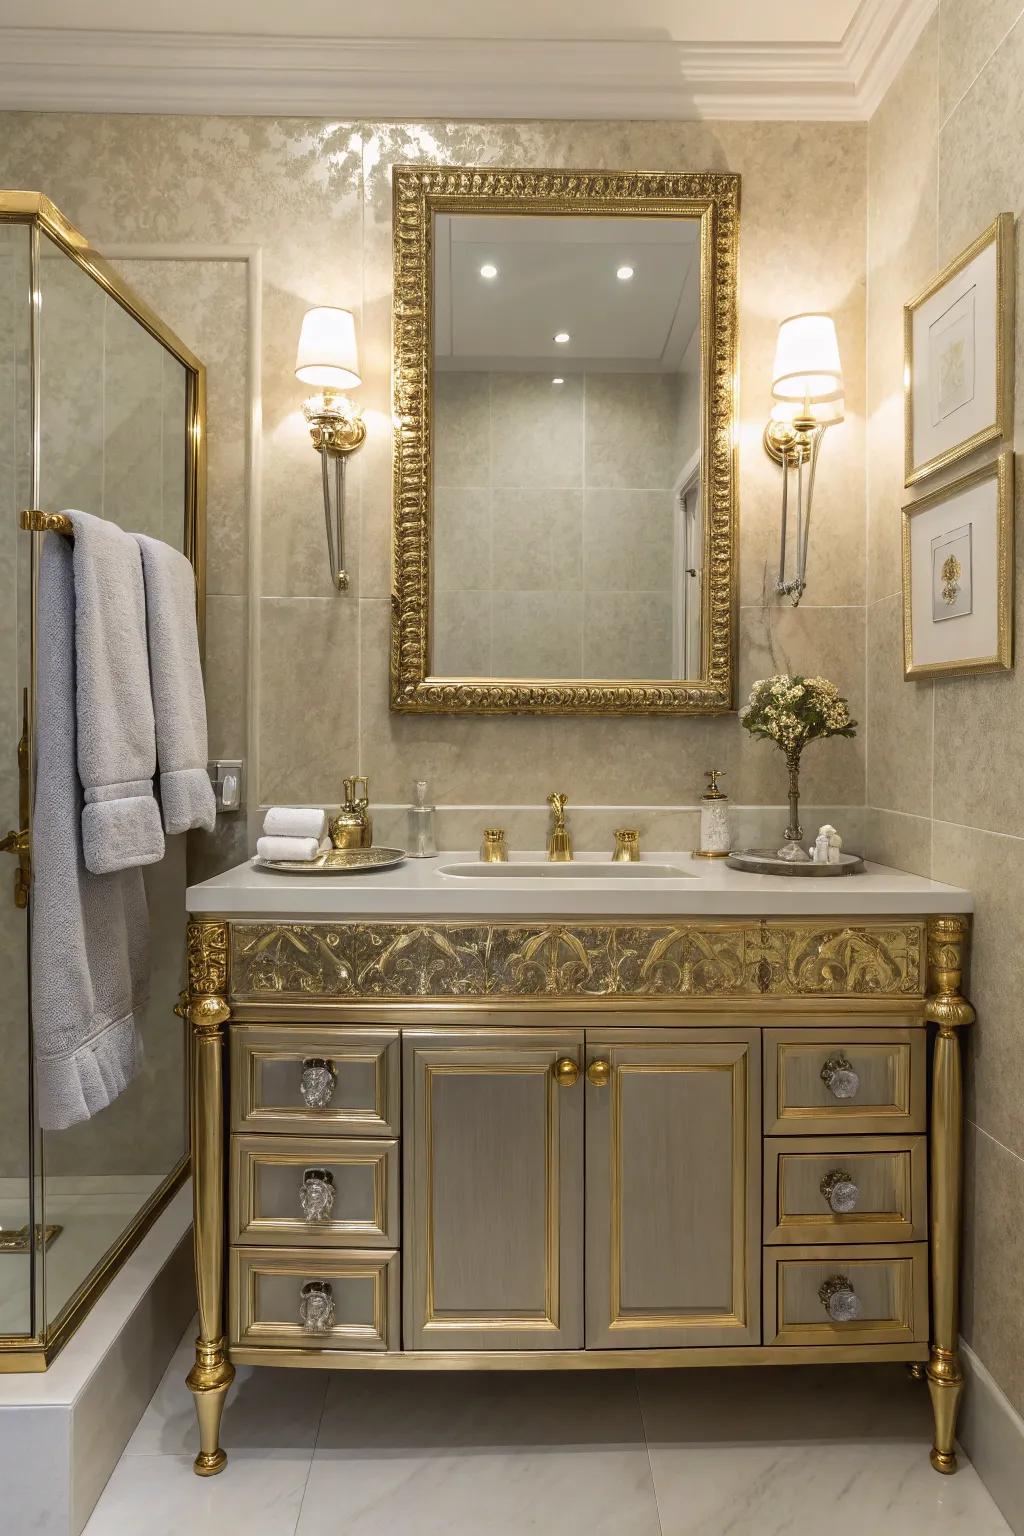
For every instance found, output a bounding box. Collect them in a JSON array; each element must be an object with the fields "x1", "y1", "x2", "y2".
[
  {"x1": 612, "y1": 829, "x2": 639, "y2": 862},
  {"x1": 547, "y1": 792, "x2": 568, "y2": 822}
]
